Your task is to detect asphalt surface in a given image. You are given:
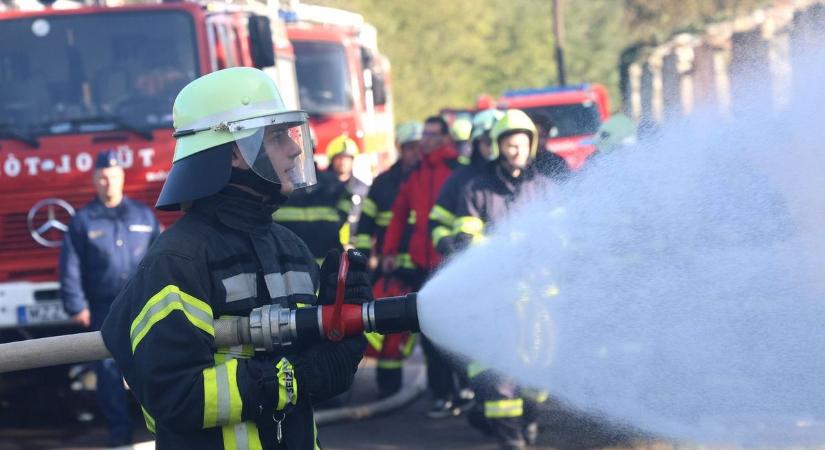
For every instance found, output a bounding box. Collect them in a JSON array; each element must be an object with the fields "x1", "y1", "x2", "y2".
[{"x1": 0, "y1": 351, "x2": 658, "y2": 450}]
